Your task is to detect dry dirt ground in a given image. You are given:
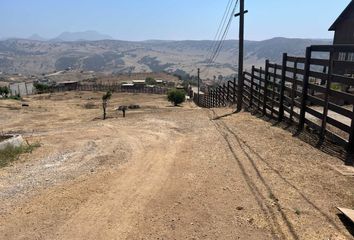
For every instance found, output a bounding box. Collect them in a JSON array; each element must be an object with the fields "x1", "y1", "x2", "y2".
[{"x1": 0, "y1": 92, "x2": 353, "y2": 240}]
